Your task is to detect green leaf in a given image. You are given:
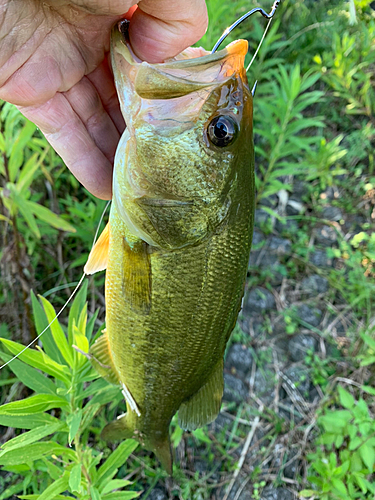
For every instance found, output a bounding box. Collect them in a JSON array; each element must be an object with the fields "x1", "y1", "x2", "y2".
[
  {"x1": 331, "y1": 478, "x2": 347, "y2": 496},
  {"x1": 86, "y1": 310, "x2": 100, "y2": 343},
  {"x1": 18, "y1": 497, "x2": 71, "y2": 500},
  {"x1": 0, "y1": 130, "x2": 5, "y2": 153},
  {"x1": 41, "y1": 457, "x2": 64, "y2": 481},
  {"x1": 11, "y1": 190, "x2": 40, "y2": 238},
  {"x1": 350, "y1": 436, "x2": 363, "y2": 451},
  {"x1": 101, "y1": 480, "x2": 132, "y2": 495},
  {"x1": 0, "y1": 442, "x2": 74, "y2": 466},
  {"x1": 90, "y1": 486, "x2": 101, "y2": 500},
  {"x1": 18, "y1": 147, "x2": 49, "y2": 194},
  {"x1": 26, "y1": 200, "x2": 76, "y2": 233},
  {"x1": 361, "y1": 333, "x2": 375, "y2": 350},
  {"x1": 87, "y1": 386, "x2": 122, "y2": 408},
  {"x1": 338, "y1": 385, "x2": 355, "y2": 409},
  {"x1": 360, "y1": 356, "x2": 375, "y2": 367},
  {"x1": 353, "y1": 473, "x2": 368, "y2": 493},
  {"x1": 192, "y1": 428, "x2": 211, "y2": 444},
  {"x1": 77, "y1": 303, "x2": 88, "y2": 335},
  {"x1": 96, "y1": 440, "x2": 138, "y2": 484},
  {"x1": 0, "y1": 422, "x2": 65, "y2": 455},
  {"x1": 356, "y1": 398, "x2": 370, "y2": 418},
  {"x1": 81, "y1": 403, "x2": 101, "y2": 433},
  {"x1": 69, "y1": 464, "x2": 82, "y2": 493},
  {"x1": 67, "y1": 409, "x2": 82, "y2": 445},
  {"x1": 0, "y1": 394, "x2": 69, "y2": 415},
  {"x1": 0, "y1": 338, "x2": 71, "y2": 385},
  {"x1": 8, "y1": 120, "x2": 36, "y2": 182},
  {"x1": 37, "y1": 471, "x2": 70, "y2": 500},
  {"x1": 0, "y1": 412, "x2": 60, "y2": 429},
  {"x1": 30, "y1": 290, "x2": 65, "y2": 365},
  {"x1": 102, "y1": 493, "x2": 141, "y2": 500},
  {"x1": 0, "y1": 480, "x2": 26, "y2": 500},
  {"x1": 0, "y1": 378, "x2": 18, "y2": 388},
  {"x1": 68, "y1": 280, "x2": 88, "y2": 346},
  {"x1": 360, "y1": 385, "x2": 375, "y2": 395},
  {"x1": 359, "y1": 443, "x2": 375, "y2": 471},
  {"x1": 76, "y1": 378, "x2": 108, "y2": 401},
  {"x1": 38, "y1": 295, "x2": 74, "y2": 367},
  {"x1": 0, "y1": 351, "x2": 56, "y2": 395},
  {"x1": 334, "y1": 434, "x2": 344, "y2": 448},
  {"x1": 300, "y1": 70, "x2": 322, "y2": 92},
  {"x1": 319, "y1": 410, "x2": 351, "y2": 432},
  {"x1": 72, "y1": 324, "x2": 89, "y2": 367}
]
